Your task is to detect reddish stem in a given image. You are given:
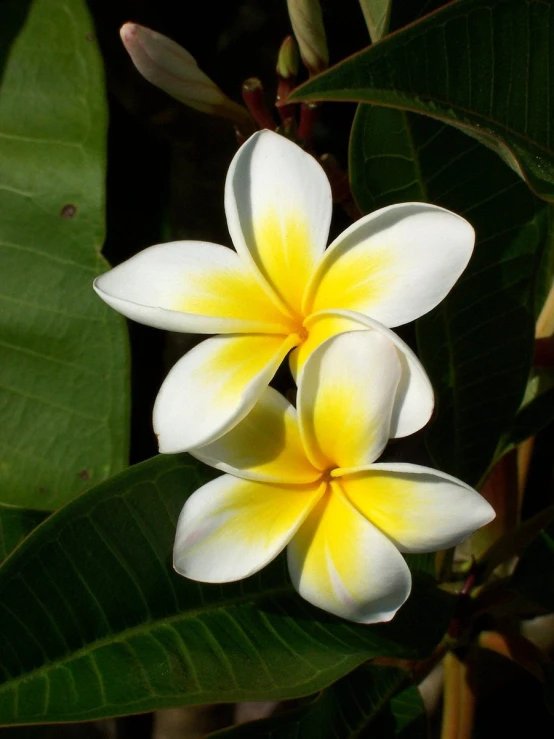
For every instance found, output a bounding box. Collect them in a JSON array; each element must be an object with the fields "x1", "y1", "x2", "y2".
[
  {"x1": 241, "y1": 78, "x2": 276, "y2": 131},
  {"x1": 448, "y1": 562, "x2": 477, "y2": 640},
  {"x1": 276, "y1": 77, "x2": 296, "y2": 125},
  {"x1": 297, "y1": 103, "x2": 319, "y2": 147},
  {"x1": 534, "y1": 337, "x2": 554, "y2": 366}
]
